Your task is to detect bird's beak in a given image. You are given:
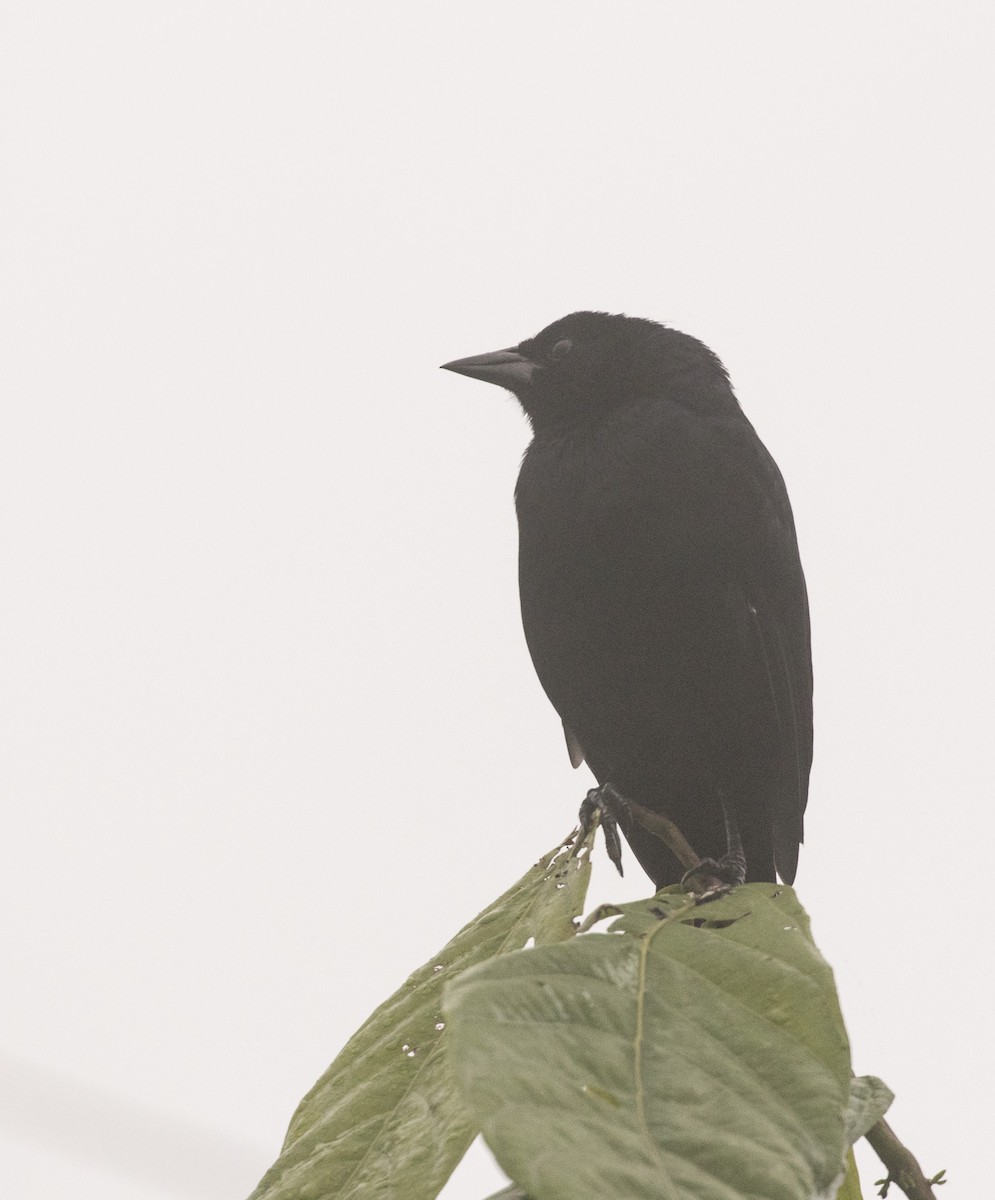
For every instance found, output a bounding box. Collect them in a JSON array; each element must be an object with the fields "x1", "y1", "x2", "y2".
[{"x1": 440, "y1": 348, "x2": 535, "y2": 391}]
